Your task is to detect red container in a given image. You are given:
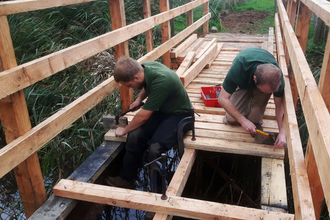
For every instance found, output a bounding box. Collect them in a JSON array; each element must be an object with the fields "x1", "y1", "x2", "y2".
[{"x1": 201, "y1": 86, "x2": 222, "y2": 107}]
